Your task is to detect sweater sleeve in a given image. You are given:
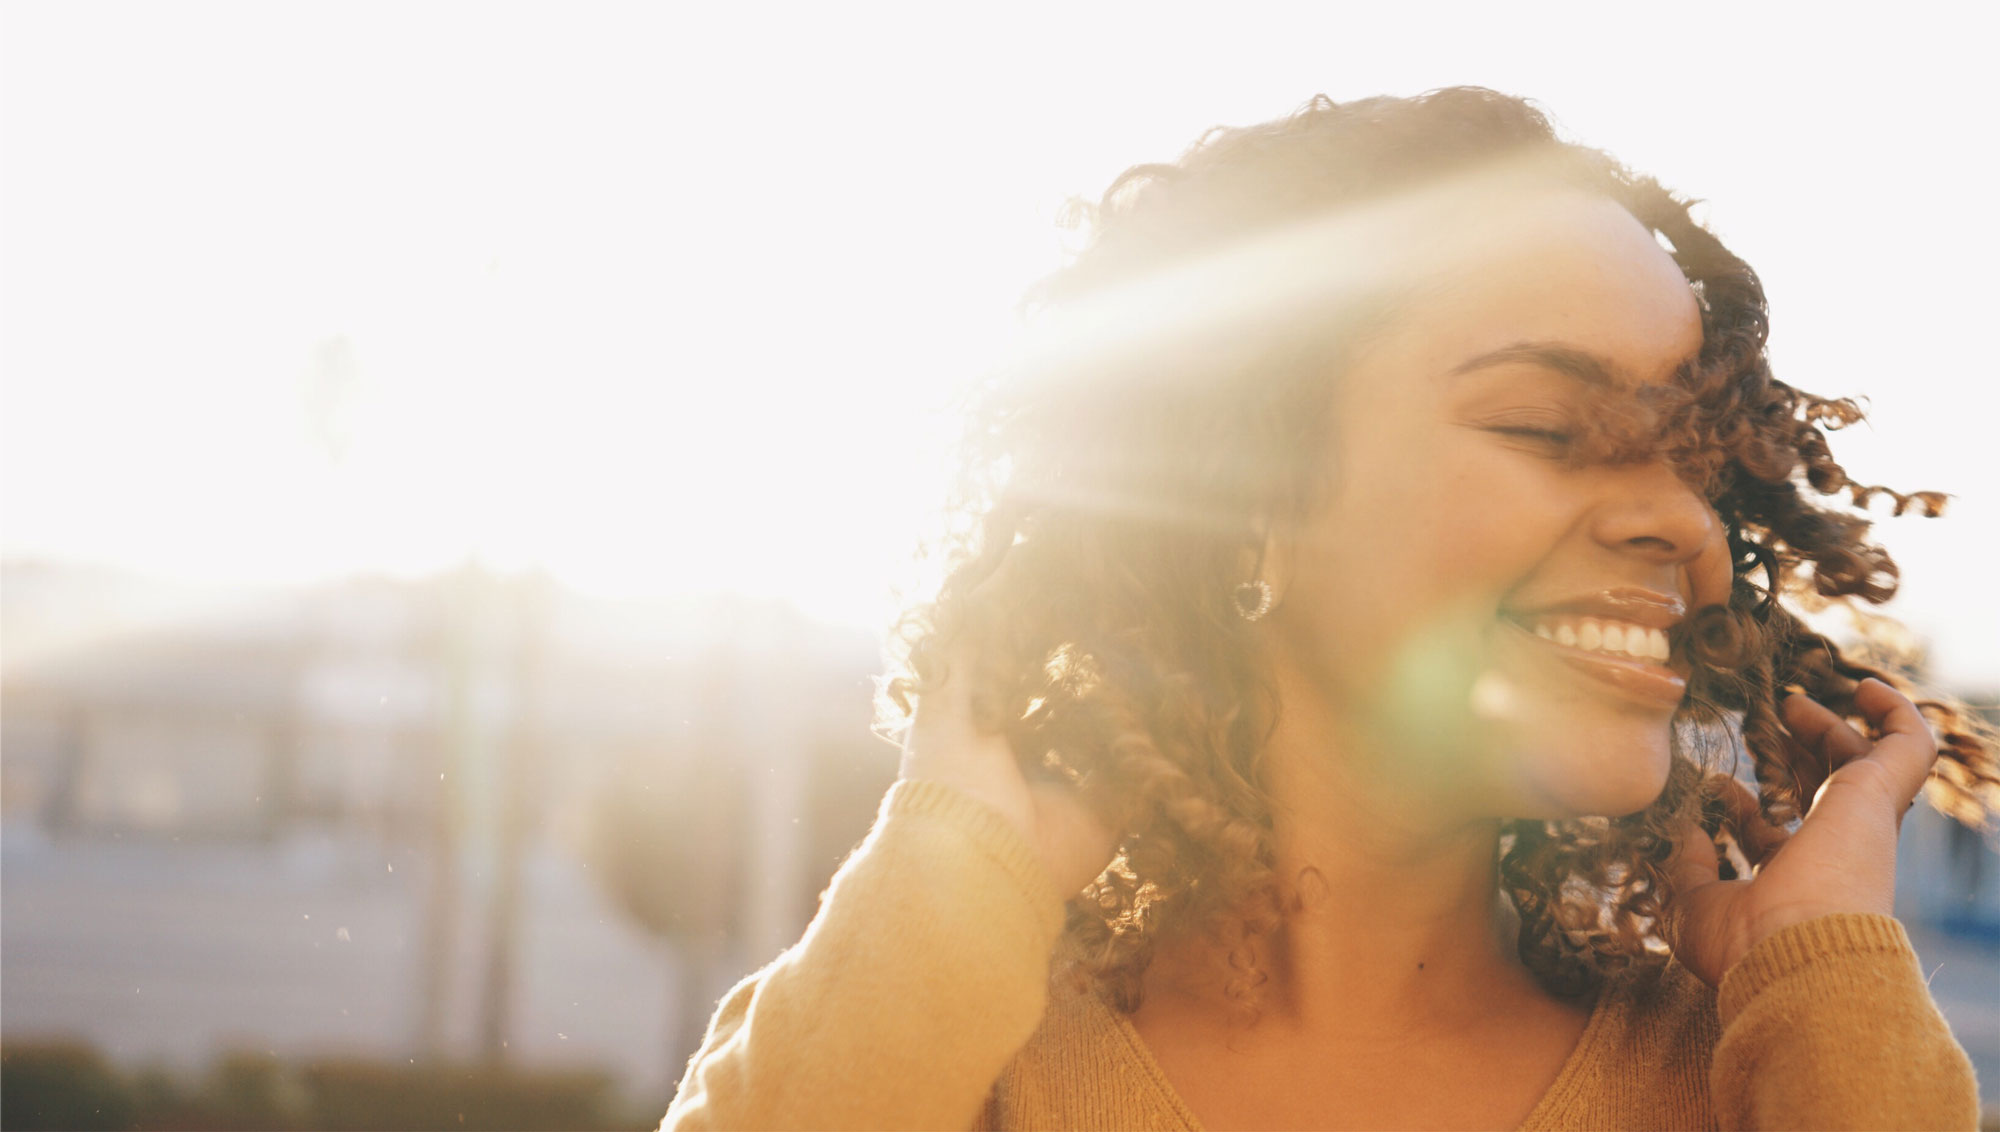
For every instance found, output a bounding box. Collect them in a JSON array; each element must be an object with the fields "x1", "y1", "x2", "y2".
[
  {"x1": 660, "y1": 778, "x2": 1068, "y2": 1132},
  {"x1": 1710, "y1": 912, "x2": 1980, "y2": 1131}
]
